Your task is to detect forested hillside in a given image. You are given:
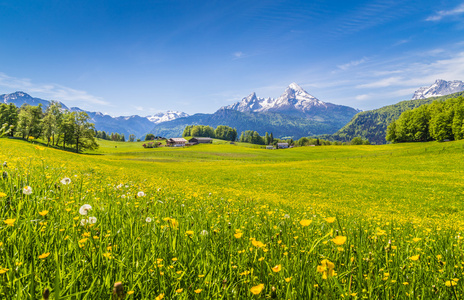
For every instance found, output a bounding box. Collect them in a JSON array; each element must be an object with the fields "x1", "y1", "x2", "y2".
[
  {"x1": 386, "y1": 95, "x2": 464, "y2": 143},
  {"x1": 331, "y1": 91, "x2": 464, "y2": 144}
]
